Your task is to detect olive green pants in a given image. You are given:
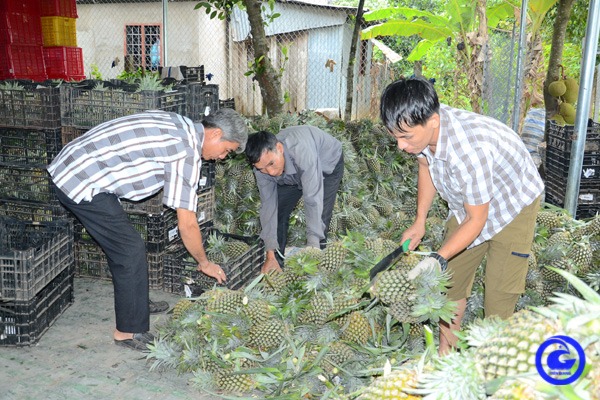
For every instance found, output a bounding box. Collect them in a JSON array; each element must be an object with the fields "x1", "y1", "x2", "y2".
[{"x1": 444, "y1": 196, "x2": 541, "y2": 319}]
